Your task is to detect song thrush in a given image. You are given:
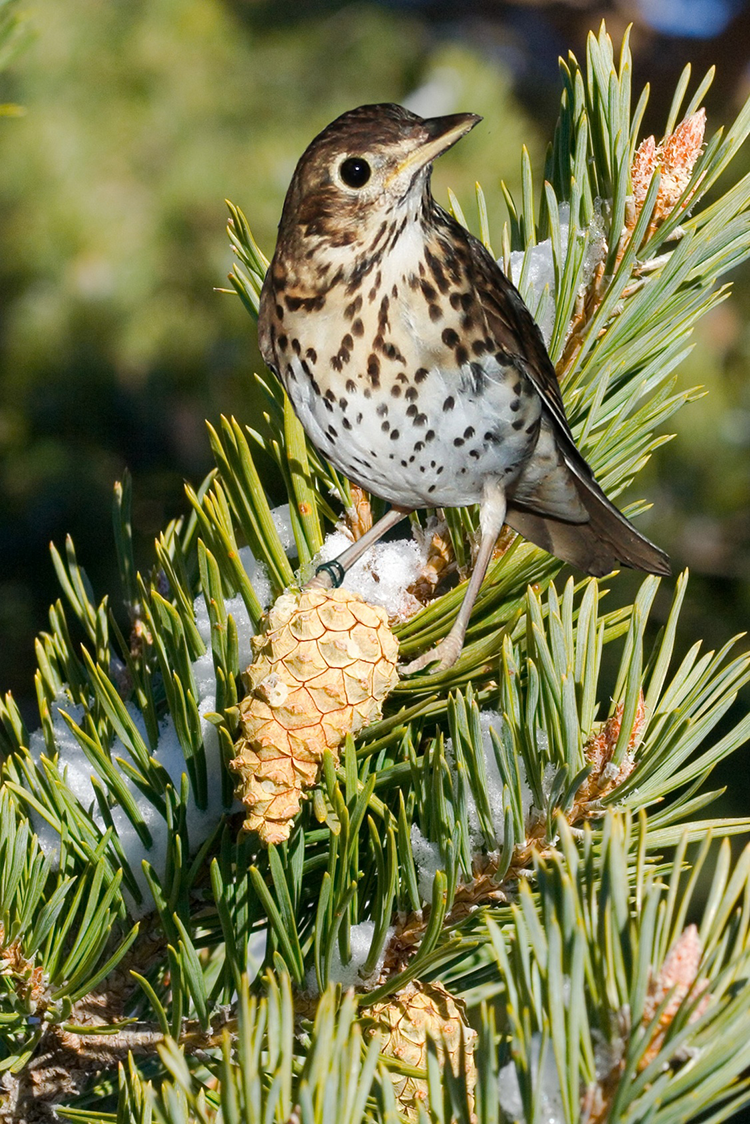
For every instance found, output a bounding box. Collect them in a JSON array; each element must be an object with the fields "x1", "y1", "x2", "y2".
[{"x1": 258, "y1": 103, "x2": 670, "y2": 673}]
